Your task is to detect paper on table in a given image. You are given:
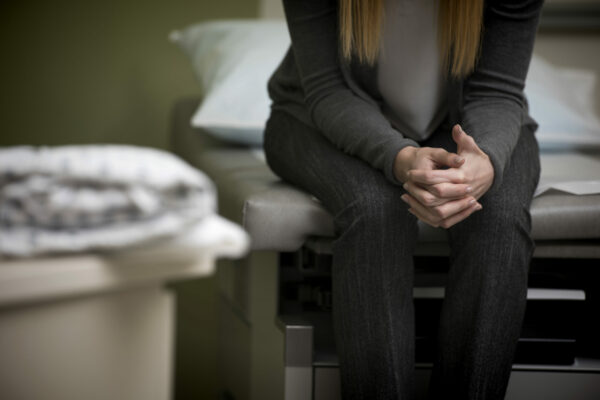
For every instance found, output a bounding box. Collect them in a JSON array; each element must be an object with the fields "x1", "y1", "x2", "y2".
[
  {"x1": 535, "y1": 180, "x2": 600, "y2": 196},
  {"x1": 534, "y1": 152, "x2": 600, "y2": 197}
]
